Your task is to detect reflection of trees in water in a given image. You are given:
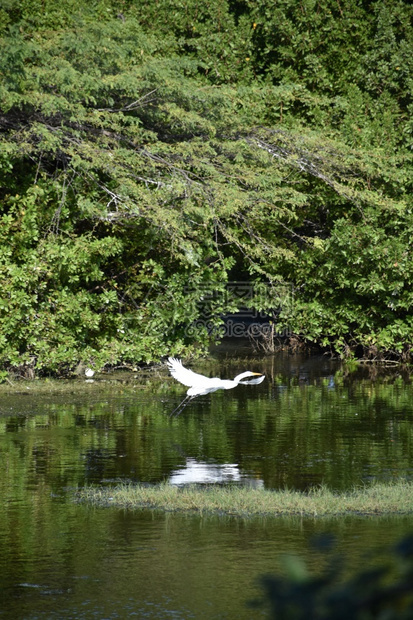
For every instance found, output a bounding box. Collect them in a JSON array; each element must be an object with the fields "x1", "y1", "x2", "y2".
[{"x1": 1, "y1": 361, "x2": 413, "y2": 505}]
